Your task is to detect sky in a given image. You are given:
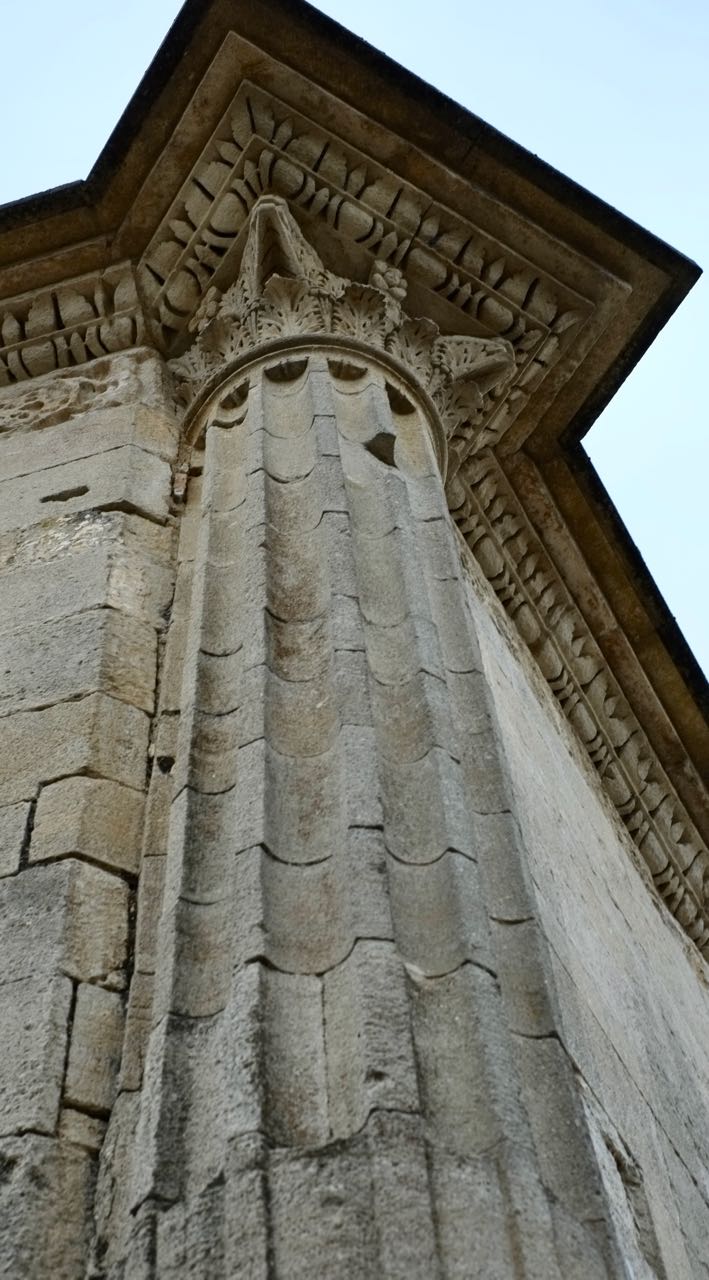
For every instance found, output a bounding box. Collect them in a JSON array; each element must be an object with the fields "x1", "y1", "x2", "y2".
[{"x1": 1, "y1": 0, "x2": 707, "y2": 676}]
